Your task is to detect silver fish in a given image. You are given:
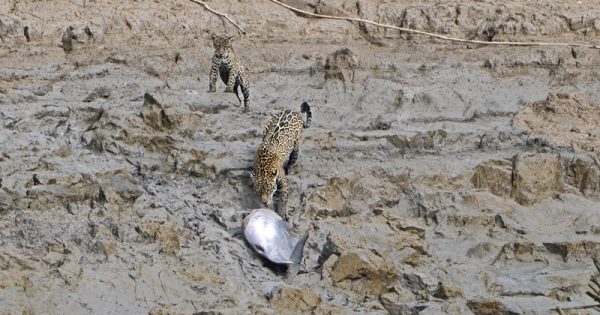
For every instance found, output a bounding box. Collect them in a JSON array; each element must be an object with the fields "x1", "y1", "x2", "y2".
[{"x1": 242, "y1": 209, "x2": 308, "y2": 276}]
